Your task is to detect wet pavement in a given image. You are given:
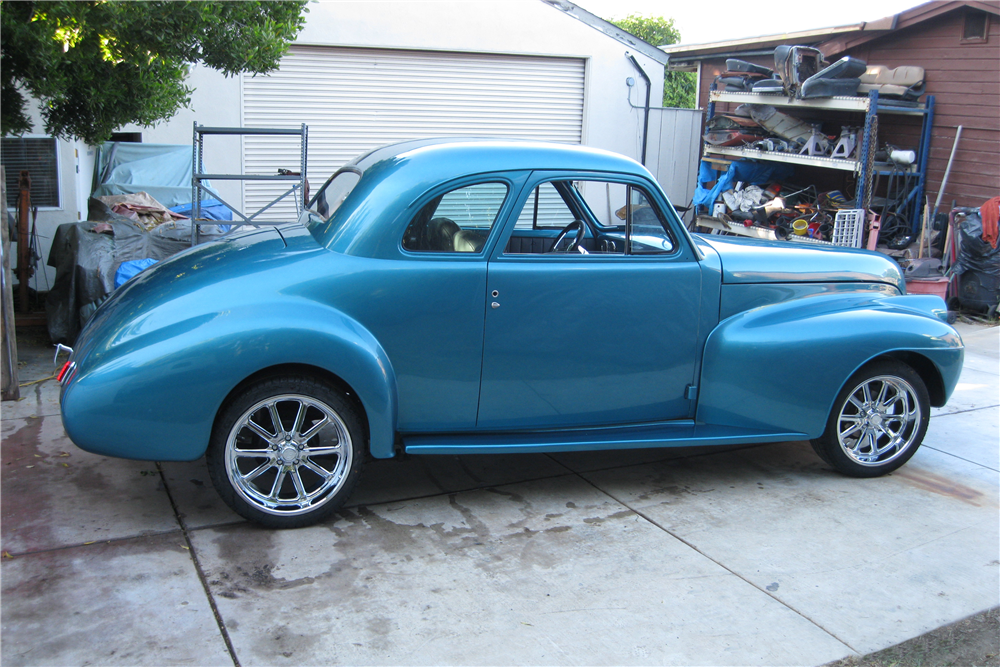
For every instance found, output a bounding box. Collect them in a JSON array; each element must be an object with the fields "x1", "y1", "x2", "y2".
[{"x1": 2, "y1": 323, "x2": 997, "y2": 666}]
